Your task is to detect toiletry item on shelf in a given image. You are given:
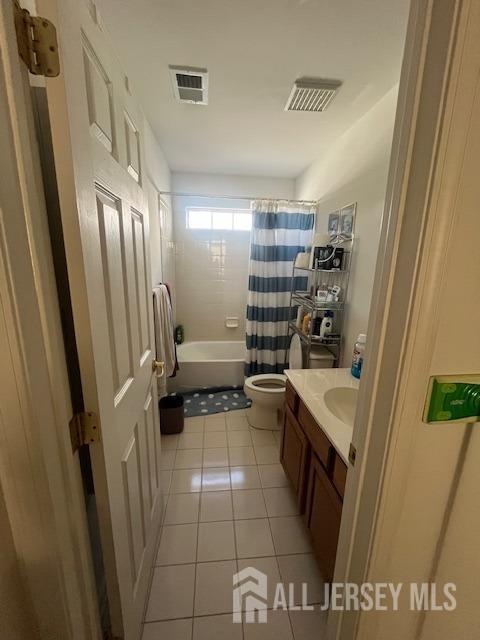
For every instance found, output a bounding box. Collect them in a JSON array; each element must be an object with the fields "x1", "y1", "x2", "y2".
[
  {"x1": 326, "y1": 284, "x2": 341, "y2": 302},
  {"x1": 331, "y1": 247, "x2": 344, "y2": 270},
  {"x1": 295, "y1": 252, "x2": 310, "y2": 268},
  {"x1": 351, "y1": 333, "x2": 367, "y2": 378},
  {"x1": 309, "y1": 234, "x2": 330, "y2": 269},
  {"x1": 312, "y1": 316, "x2": 322, "y2": 336},
  {"x1": 175, "y1": 325, "x2": 184, "y2": 344},
  {"x1": 296, "y1": 307, "x2": 305, "y2": 329},
  {"x1": 302, "y1": 313, "x2": 312, "y2": 334},
  {"x1": 314, "y1": 245, "x2": 334, "y2": 270},
  {"x1": 315, "y1": 284, "x2": 328, "y2": 303},
  {"x1": 320, "y1": 311, "x2": 334, "y2": 338}
]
